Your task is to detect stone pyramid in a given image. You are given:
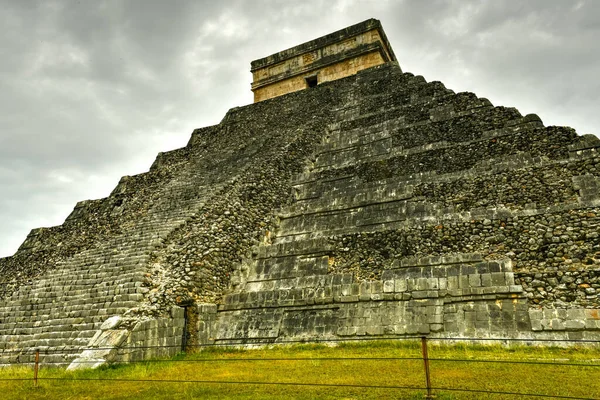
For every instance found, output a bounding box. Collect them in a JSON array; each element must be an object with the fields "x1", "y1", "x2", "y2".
[{"x1": 1, "y1": 19, "x2": 600, "y2": 367}]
